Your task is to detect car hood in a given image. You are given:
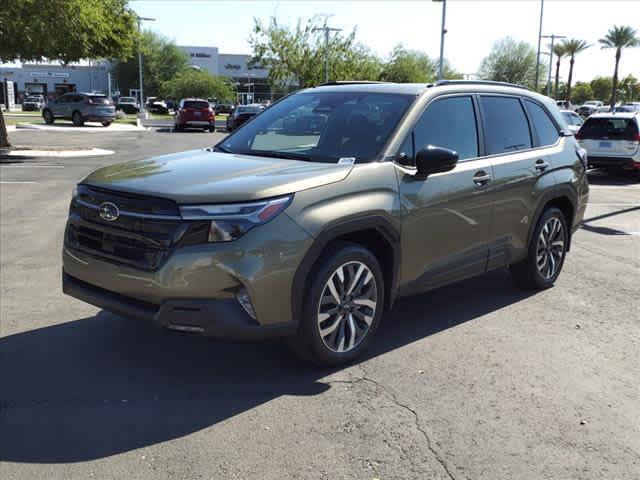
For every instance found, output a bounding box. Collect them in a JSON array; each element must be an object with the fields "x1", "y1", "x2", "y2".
[{"x1": 81, "y1": 149, "x2": 354, "y2": 203}]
